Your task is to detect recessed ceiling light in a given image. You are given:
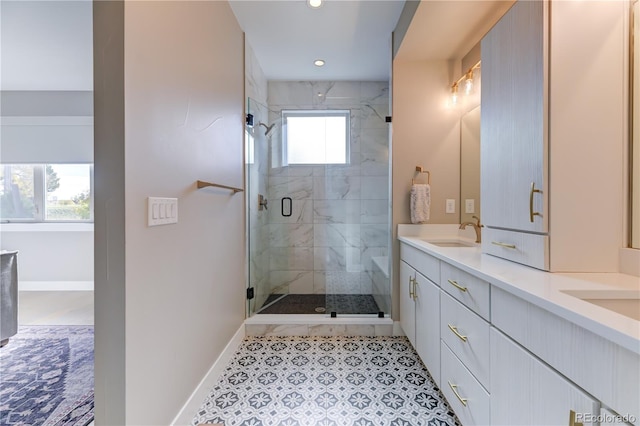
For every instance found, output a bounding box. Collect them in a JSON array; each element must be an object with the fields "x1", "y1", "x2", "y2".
[
  {"x1": 314, "y1": 59, "x2": 325, "y2": 67},
  {"x1": 308, "y1": 0, "x2": 323, "y2": 9}
]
